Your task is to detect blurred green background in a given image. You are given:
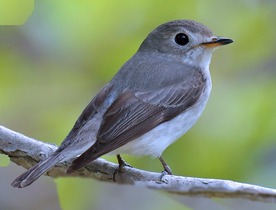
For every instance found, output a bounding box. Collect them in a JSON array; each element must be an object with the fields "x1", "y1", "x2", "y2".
[{"x1": 1, "y1": 0, "x2": 276, "y2": 209}]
